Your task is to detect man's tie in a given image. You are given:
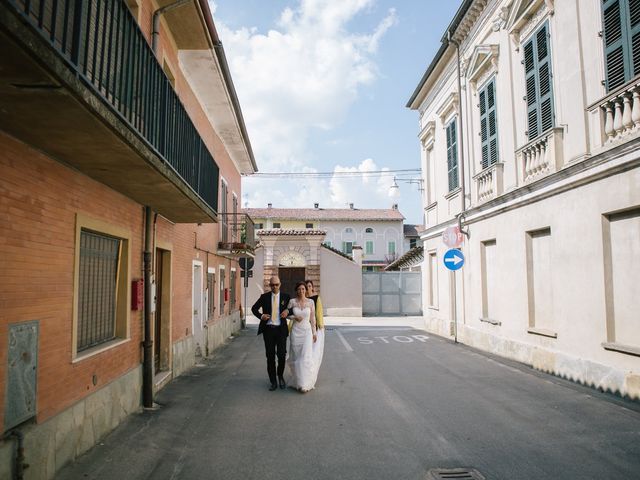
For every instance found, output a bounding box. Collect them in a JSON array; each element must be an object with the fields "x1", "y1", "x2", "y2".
[{"x1": 272, "y1": 294, "x2": 279, "y2": 325}]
